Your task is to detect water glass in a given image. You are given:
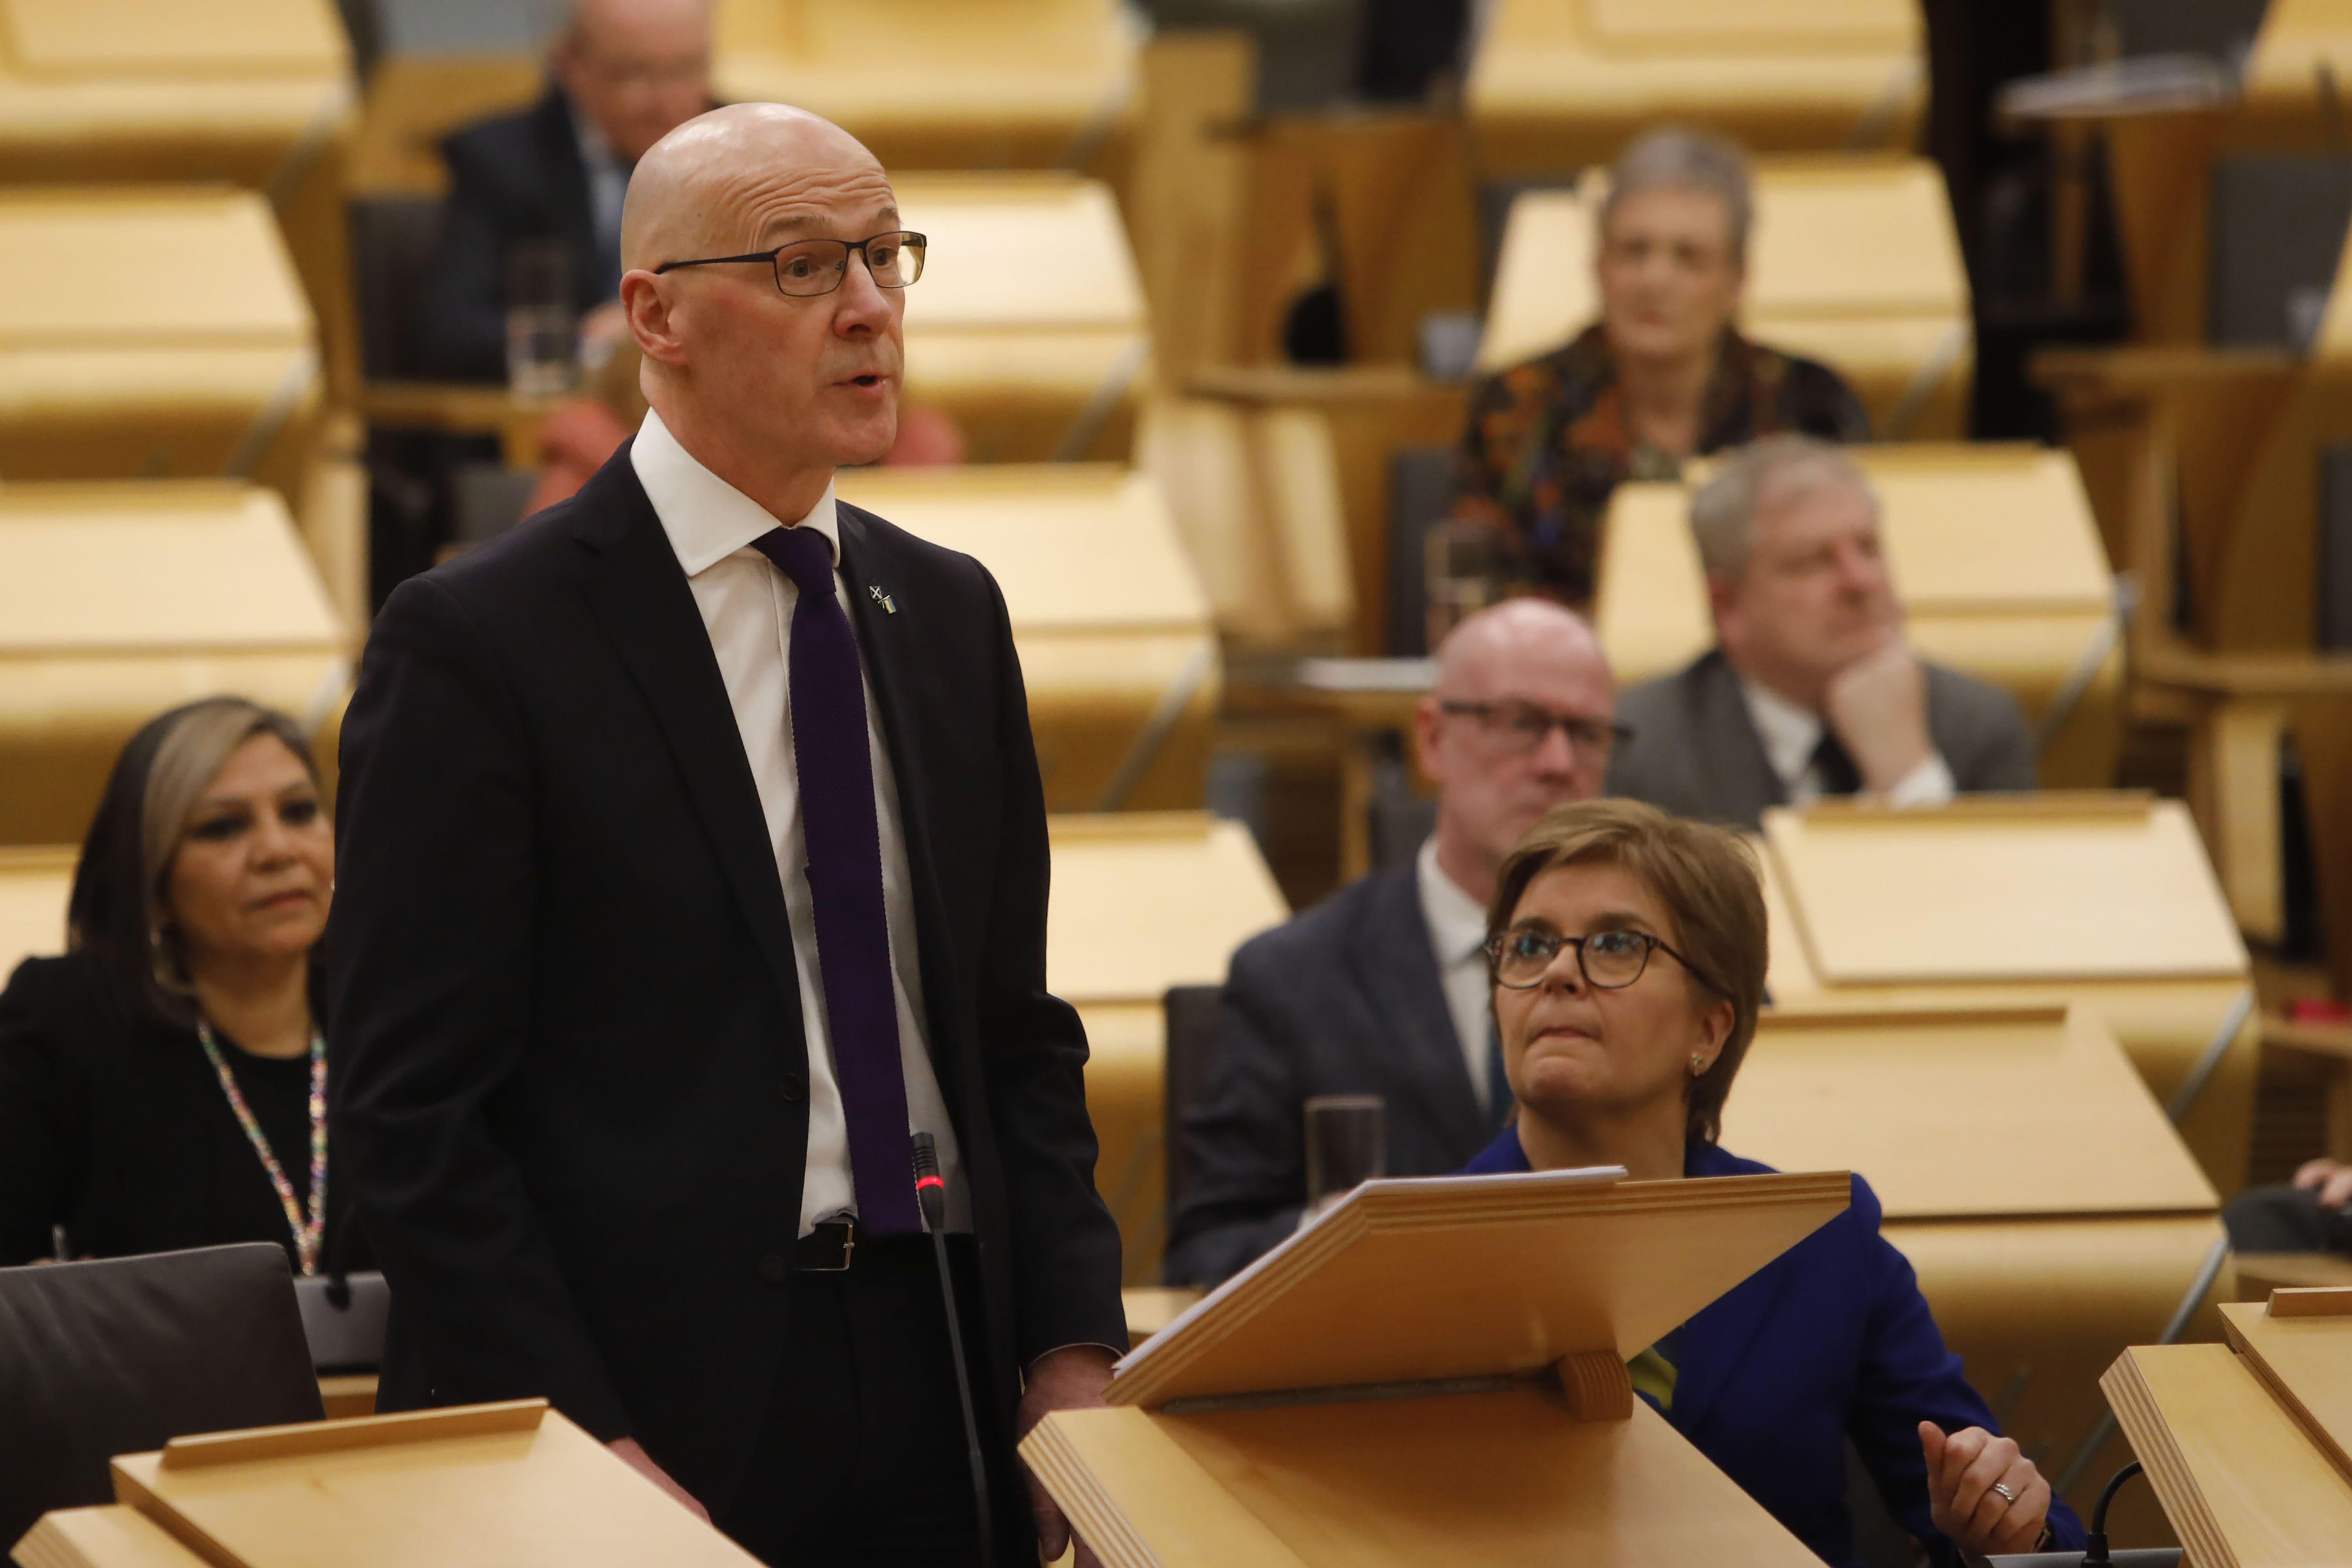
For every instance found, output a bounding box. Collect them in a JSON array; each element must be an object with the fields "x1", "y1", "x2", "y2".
[{"x1": 1304, "y1": 1094, "x2": 1387, "y2": 1212}]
